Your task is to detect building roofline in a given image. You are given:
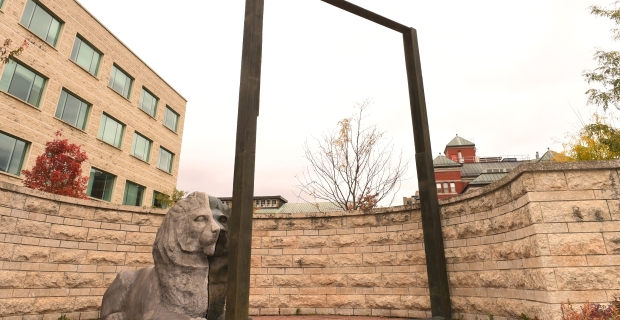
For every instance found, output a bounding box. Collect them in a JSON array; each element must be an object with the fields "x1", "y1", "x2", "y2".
[
  {"x1": 217, "y1": 195, "x2": 289, "y2": 203},
  {"x1": 74, "y1": 0, "x2": 187, "y2": 102}
]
